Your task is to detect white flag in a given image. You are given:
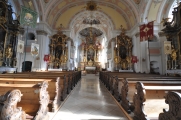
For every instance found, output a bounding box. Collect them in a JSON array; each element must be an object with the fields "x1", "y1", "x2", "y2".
[
  {"x1": 17, "y1": 40, "x2": 24, "y2": 53},
  {"x1": 31, "y1": 43, "x2": 39, "y2": 56}
]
